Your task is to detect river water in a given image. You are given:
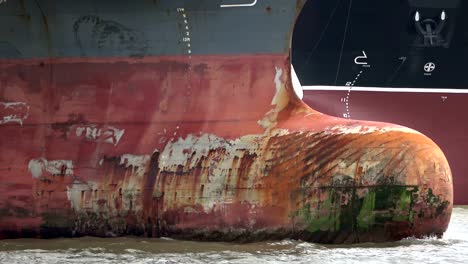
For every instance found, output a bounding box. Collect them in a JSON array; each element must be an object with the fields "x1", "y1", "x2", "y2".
[{"x1": 1, "y1": 207, "x2": 467, "y2": 264}]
